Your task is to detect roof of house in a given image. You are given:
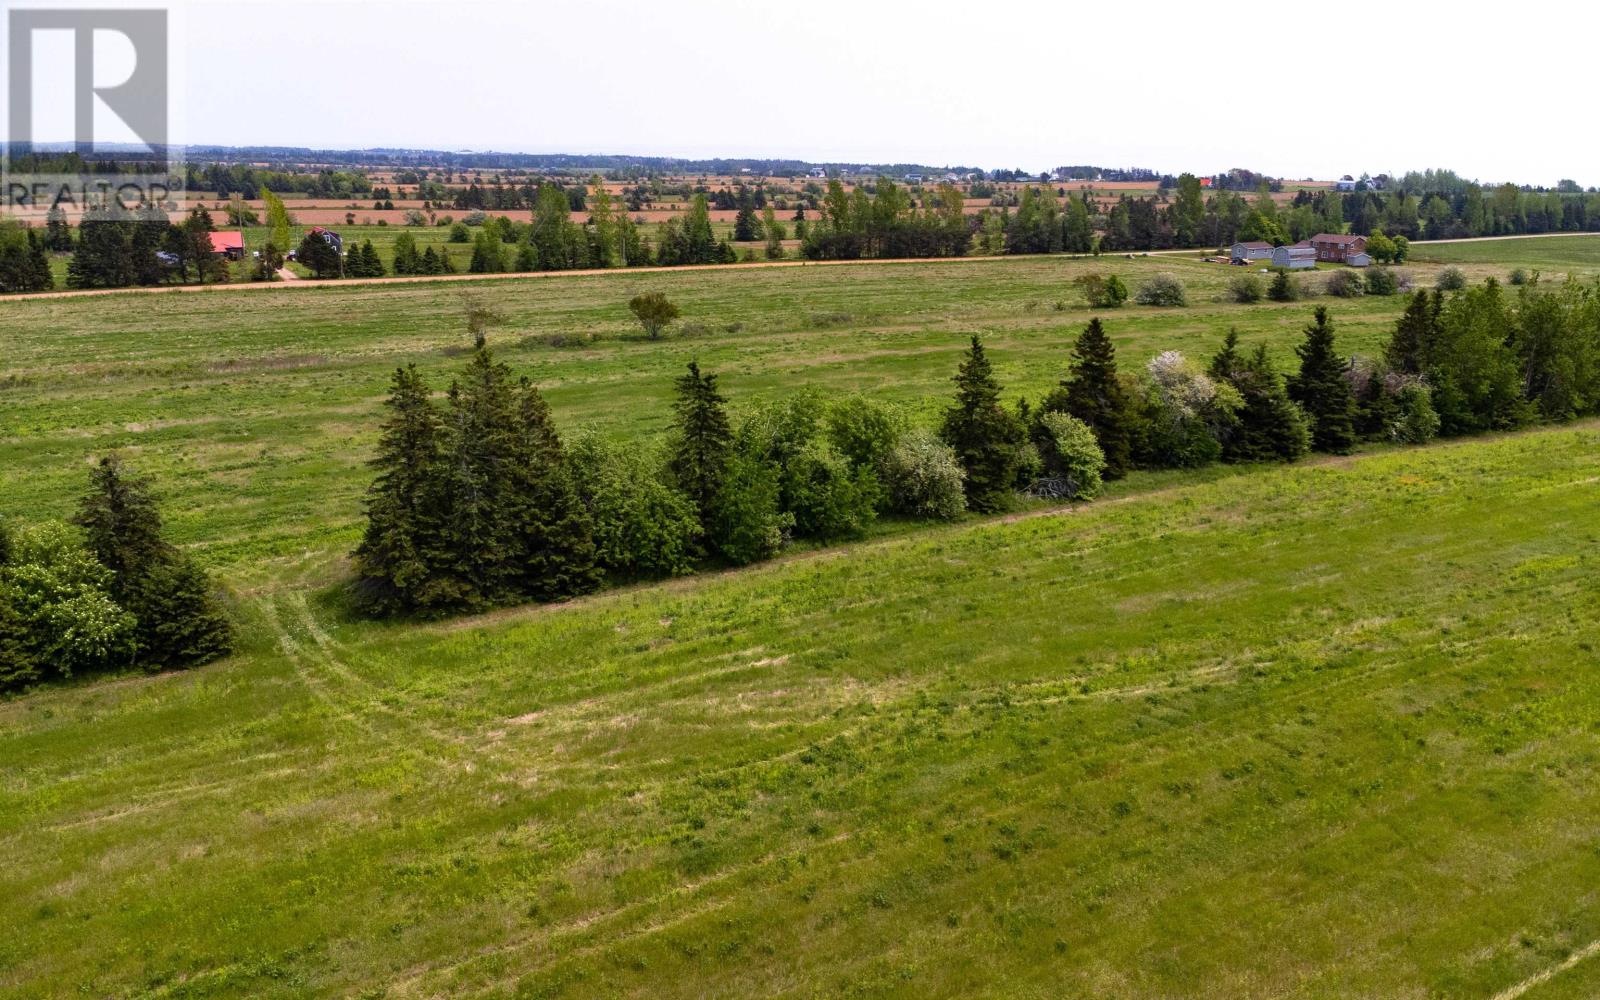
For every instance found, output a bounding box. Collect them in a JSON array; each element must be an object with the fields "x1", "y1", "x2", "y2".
[
  {"x1": 1311, "y1": 233, "x2": 1364, "y2": 245},
  {"x1": 1277, "y1": 245, "x2": 1317, "y2": 257},
  {"x1": 1235, "y1": 241, "x2": 1272, "y2": 250},
  {"x1": 209, "y1": 231, "x2": 244, "y2": 253}
]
